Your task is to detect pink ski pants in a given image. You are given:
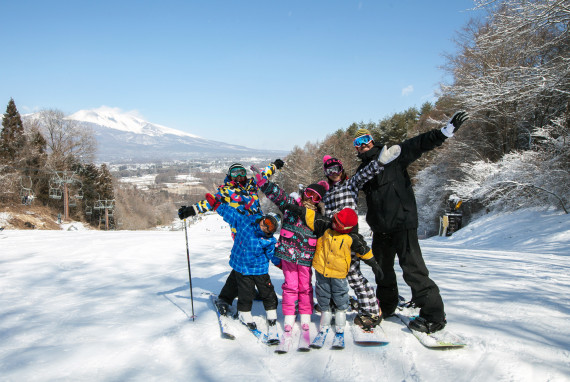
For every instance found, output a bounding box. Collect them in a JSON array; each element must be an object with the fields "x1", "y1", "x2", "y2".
[{"x1": 281, "y1": 260, "x2": 314, "y2": 315}]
